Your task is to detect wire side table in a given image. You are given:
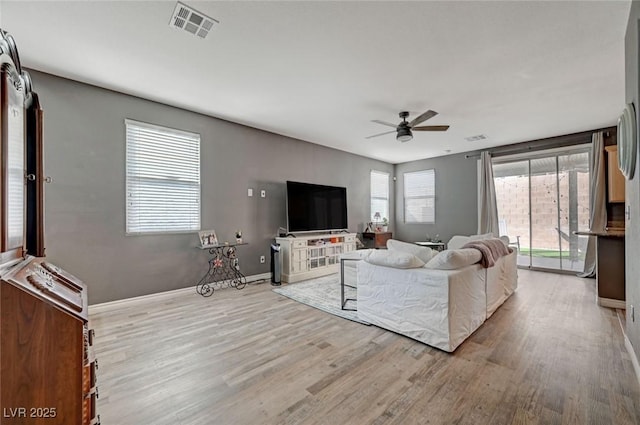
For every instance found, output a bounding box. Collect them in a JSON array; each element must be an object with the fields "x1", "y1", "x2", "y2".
[{"x1": 196, "y1": 243, "x2": 248, "y2": 297}]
